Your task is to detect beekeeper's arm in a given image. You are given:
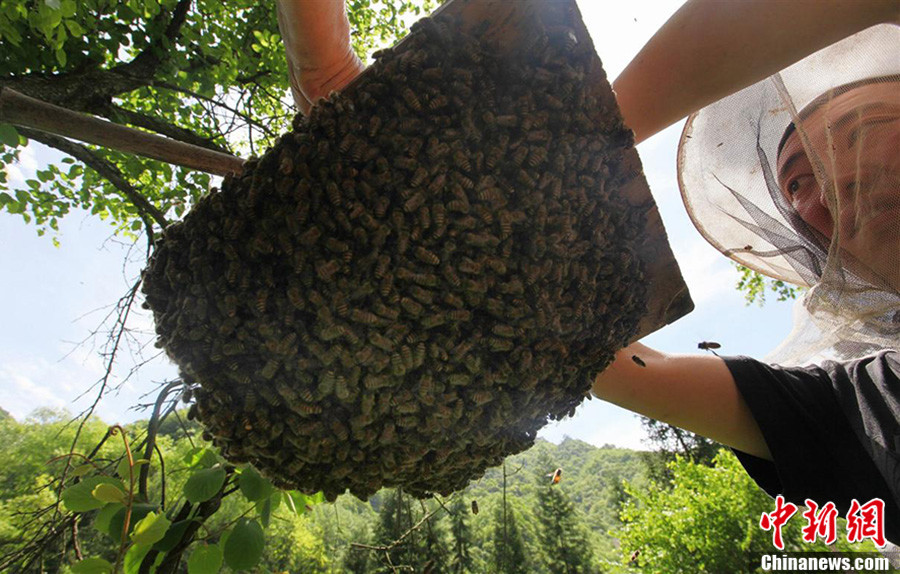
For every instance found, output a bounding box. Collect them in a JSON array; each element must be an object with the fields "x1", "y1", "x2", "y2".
[
  {"x1": 613, "y1": 0, "x2": 899, "y2": 144},
  {"x1": 276, "y1": 0, "x2": 364, "y2": 115},
  {"x1": 592, "y1": 345, "x2": 772, "y2": 460}
]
